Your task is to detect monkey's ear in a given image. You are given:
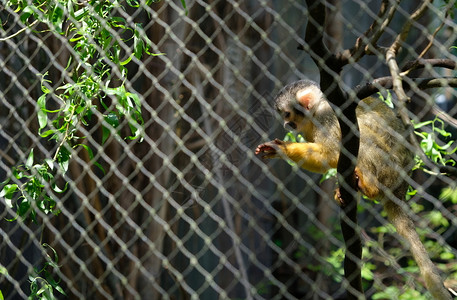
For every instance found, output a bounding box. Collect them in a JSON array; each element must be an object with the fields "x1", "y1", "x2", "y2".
[{"x1": 296, "y1": 88, "x2": 318, "y2": 110}]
